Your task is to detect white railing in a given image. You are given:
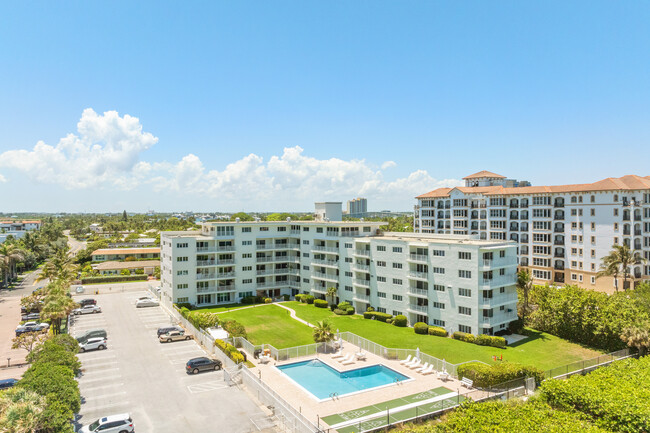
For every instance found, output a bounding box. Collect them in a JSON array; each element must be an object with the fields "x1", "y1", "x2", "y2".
[
  {"x1": 480, "y1": 294, "x2": 517, "y2": 307},
  {"x1": 312, "y1": 272, "x2": 338, "y2": 281},
  {"x1": 408, "y1": 271, "x2": 428, "y2": 279},
  {"x1": 352, "y1": 263, "x2": 370, "y2": 271},
  {"x1": 312, "y1": 259, "x2": 339, "y2": 267},
  {"x1": 407, "y1": 288, "x2": 429, "y2": 297},
  {"x1": 216, "y1": 272, "x2": 235, "y2": 278},
  {"x1": 216, "y1": 285, "x2": 235, "y2": 291},
  {"x1": 196, "y1": 260, "x2": 216, "y2": 266},
  {"x1": 256, "y1": 268, "x2": 299, "y2": 276},
  {"x1": 312, "y1": 245, "x2": 339, "y2": 253},
  {"x1": 408, "y1": 254, "x2": 428, "y2": 262},
  {"x1": 353, "y1": 279, "x2": 370, "y2": 287},
  {"x1": 197, "y1": 286, "x2": 217, "y2": 293},
  {"x1": 196, "y1": 273, "x2": 215, "y2": 280},
  {"x1": 482, "y1": 312, "x2": 517, "y2": 323},
  {"x1": 408, "y1": 304, "x2": 428, "y2": 313},
  {"x1": 353, "y1": 294, "x2": 370, "y2": 302},
  {"x1": 353, "y1": 249, "x2": 370, "y2": 256},
  {"x1": 256, "y1": 256, "x2": 300, "y2": 263}
]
